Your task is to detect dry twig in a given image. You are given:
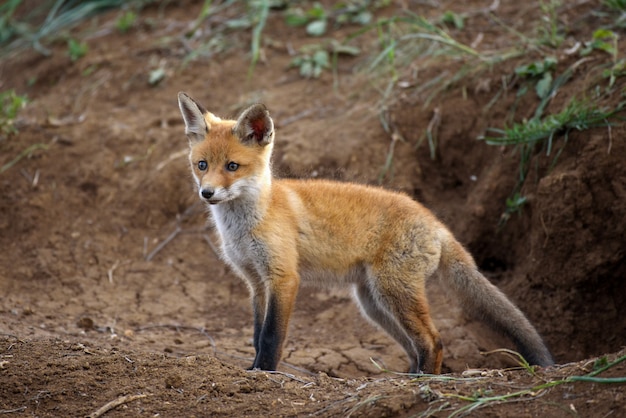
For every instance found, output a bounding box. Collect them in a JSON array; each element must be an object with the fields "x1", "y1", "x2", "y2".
[
  {"x1": 203, "y1": 234, "x2": 221, "y2": 258},
  {"x1": 107, "y1": 260, "x2": 120, "y2": 284},
  {"x1": 254, "y1": 369, "x2": 312, "y2": 385},
  {"x1": 145, "y1": 227, "x2": 182, "y2": 261},
  {"x1": 86, "y1": 394, "x2": 146, "y2": 418},
  {"x1": 0, "y1": 406, "x2": 27, "y2": 414}
]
